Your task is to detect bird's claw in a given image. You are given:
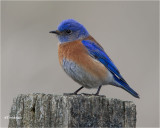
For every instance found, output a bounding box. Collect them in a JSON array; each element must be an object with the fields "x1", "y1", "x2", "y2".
[{"x1": 63, "y1": 93, "x2": 78, "y2": 96}]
